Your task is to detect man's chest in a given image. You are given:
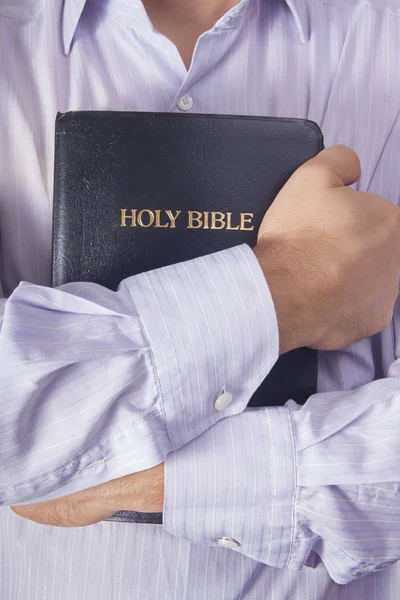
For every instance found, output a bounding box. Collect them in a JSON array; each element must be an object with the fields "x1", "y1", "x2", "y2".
[{"x1": 0, "y1": 2, "x2": 398, "y2": 292}]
